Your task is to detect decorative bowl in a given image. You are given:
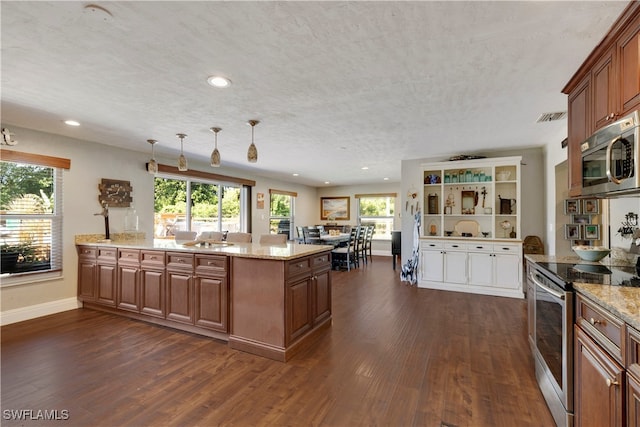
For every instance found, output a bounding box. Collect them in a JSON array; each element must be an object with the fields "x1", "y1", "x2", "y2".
[
  {"x1": 572, "y1": 245, "x2": 611, "y2": 262},
  {"x1": 496, "y1": 171, "x2": 511, "y2": 181}
]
